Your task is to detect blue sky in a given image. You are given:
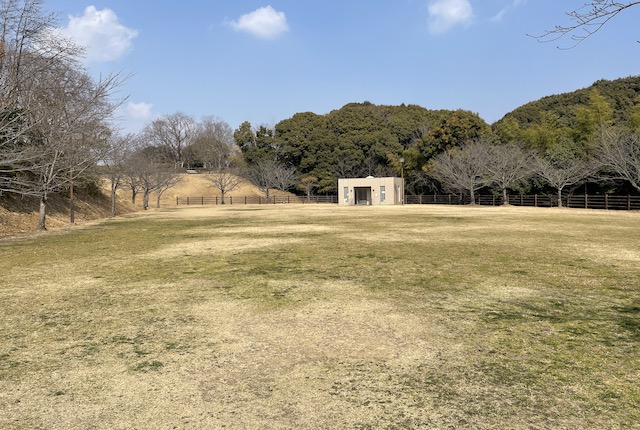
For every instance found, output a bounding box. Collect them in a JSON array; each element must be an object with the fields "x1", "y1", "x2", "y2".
[{"x1": 44, "y1": 0, "x2": 639, "y2": 133}]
